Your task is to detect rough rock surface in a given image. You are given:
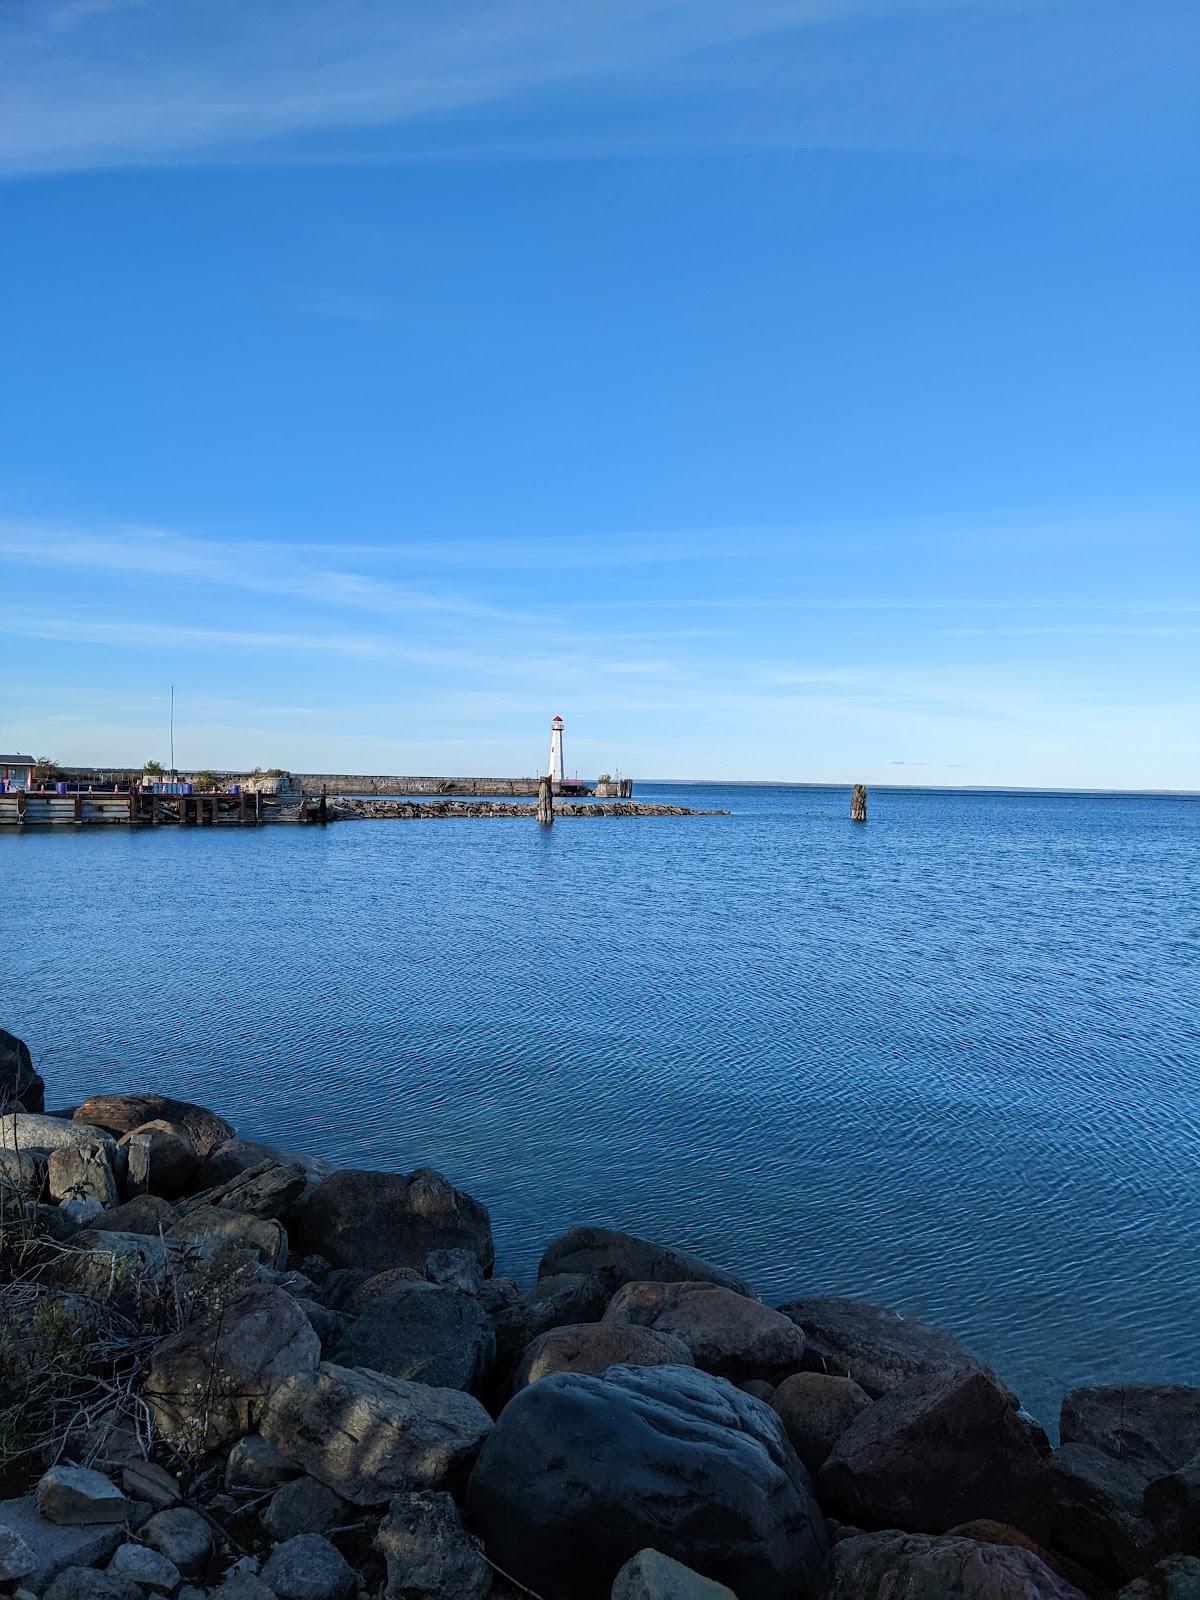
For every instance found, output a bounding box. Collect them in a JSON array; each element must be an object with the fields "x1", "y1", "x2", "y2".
[
  {"x1": 90, "y1": 1195, "x2": 178, "y2": 1236},
  {"x1": 818, "y1": 1368, "x2": 1052, "y2": 1539},
  {"x1": 1061, "y1": 1387, "x2": 1200, "y2": 1481},
  {"x1": 0, "y1": 1027, "x2": 45, "y2": 1111},
  {"x1": 611, "y1": 1548, "x2": 738, "y2": 1600},
  {"x1": 525, "y1": 1272, "x2": 609, "y2": 1334},
  {"x1": 73, "y1": 1096, "x2": 235, "y2": 1160},
  {"x1": 0, "y1": 1146, "x2": 46, "y2": 1196},
  {"x1": 1116, "y1": 1556, "x2": 1200, "y2": 1600},
  {"x1": 47, "y1": 1142, "x2": 120, "y2": 1209},
  {"x1": 1145, "y1": 1456, "x2": 1200, "y2": 1554},
  {"x1": 466, "y1": 1361, "x2": 828, "y2": 1600},
  {"x1": 139, "y1": 1509, "x2": 212, "y2": 1574},
  {"x1": 261, "y1": 1476, "x2": 350, "y2": 1541},
  {"x1": 291, "y1": 1168, "x2": 494, "y2": 1274},
  {"x1": 1, "y1": 1115, "x2": 118, "y2": 1157},
  {"x1": 167, "y1": 1206, "x2": 287, "y2": 1270},
  {"x1": 36, "y1": 1467, "x2": 130, "y2": 1527},
  {"x1": 603, "y1": 1280, "x2": 805, "y2": 1383},
  {"x1": 146, "y1": 1285, "x2": 320, "y2": 1453},
  {"x1": 1047, "y1": 1442, "x2": 1161, "y2": 1583},
  {"x1": 225, "y1": 1435, "x2": 298, "y2": 1491},
  {"x1": 776, "y1": 1295, "x2": 1001, "y2": 1398},
  {"x1": 259, "y1": 1534, "x2": 353, "y2": 1600},
  {"x1": 180, "y1": 1159, "x2": 306, "y2": 1220},
  {"x1": 334, "y1": 1281, "x2": 495, "y2": 1391},
  {"x1": 770, "y1": 1372, "x2": 873, "y2": 1474},
  {"x1": 537, "y1": 1227, "x2": 751, "y2": 1297},
  {"x1": 108, "y1": 1542, "x2": 182, "y2": 1591},
  {"x1": 830, "y1": 1530, "x2": 1087, "y2": 1600},
  {"x1": 424, "y1": 1247, "x2": 484, "y2": 1294},
  {"x1": 122, "y1": 1123, "x2": 199, "y2": 1200},
  {"x1": 43, "y1": 1568, "x2": 143, "y2": 1600},
  {"x1": 375, "y1": 1490, "x2": 491, "y2": 1600},
  {"x1": 0, "y1": 1495, "x2": 126, "y2": 1591},
  {"x1": 0, "y1": 1524, "x2": 37, "y2": 1585},
  {"x1": 261, "y1": 1362, "x2": 493, "y2": 1506},
  {"x1": 511, "y1": 1321, "x2": 694, "y2": 1392}
]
